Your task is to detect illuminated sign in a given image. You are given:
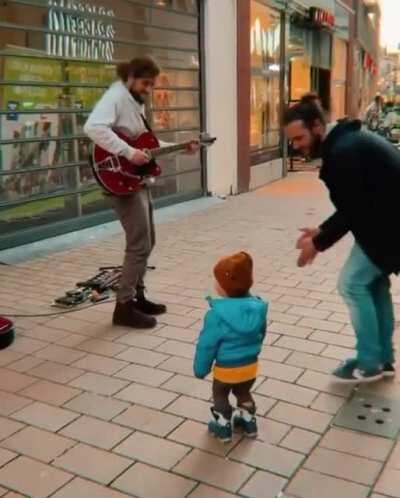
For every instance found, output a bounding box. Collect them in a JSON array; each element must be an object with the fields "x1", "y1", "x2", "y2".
[
  {"x1": 46, "y1": 0, "x2": 116, "y2": 61},
  {"x1": 309, "y1": 7, "x2": 335, "y2": 28}
]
